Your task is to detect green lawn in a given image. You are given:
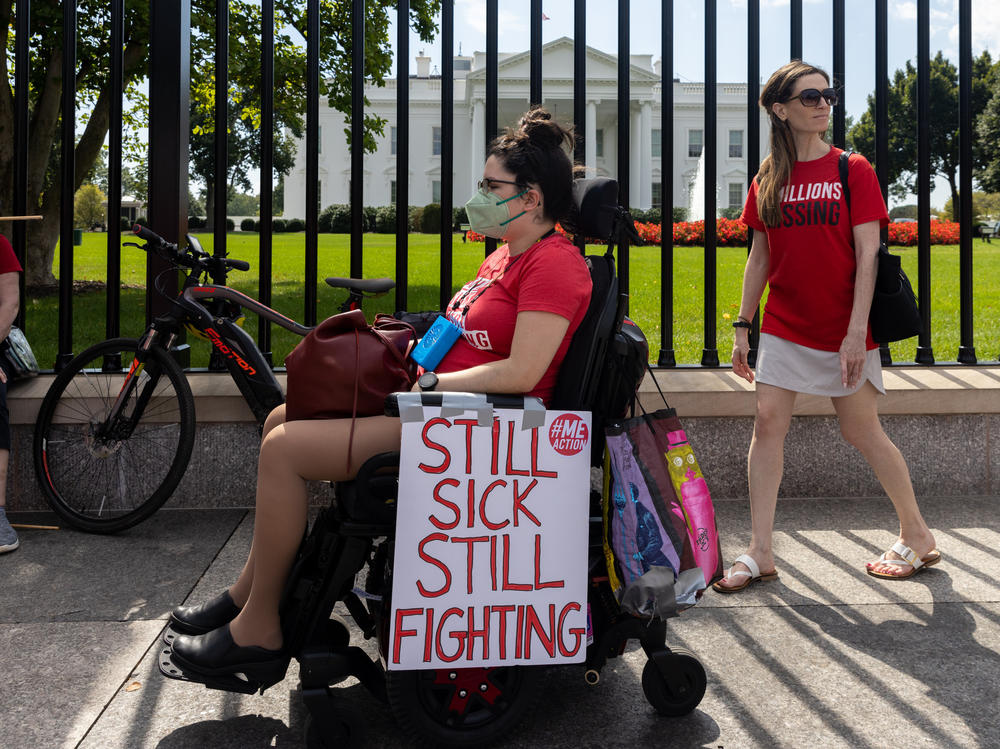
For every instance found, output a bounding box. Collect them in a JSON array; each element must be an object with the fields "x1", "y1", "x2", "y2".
[{"x1": 24, "y1": 232, "x2": 1000, "y2": 369}]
